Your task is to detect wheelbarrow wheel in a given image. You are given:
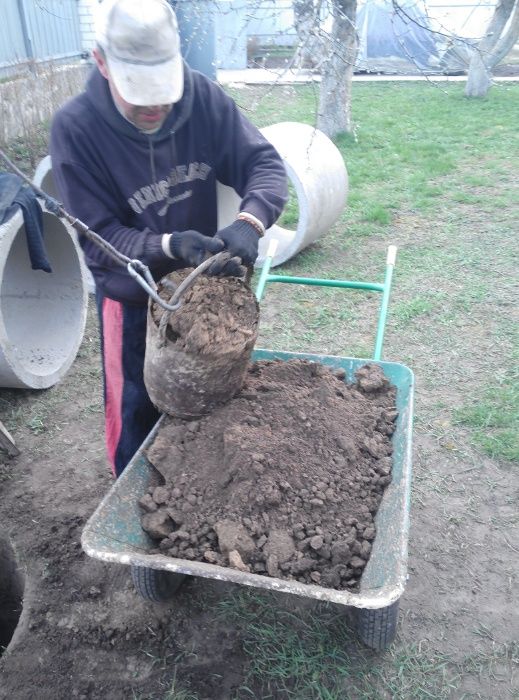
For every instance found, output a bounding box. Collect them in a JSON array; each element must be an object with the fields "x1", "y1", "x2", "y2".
[
  {"x1": 355, "y1": 601, "x2": 399, "y2": 651},
  {"x1": 130, "y1": 565, "x2": 187, "y2": 602}
]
